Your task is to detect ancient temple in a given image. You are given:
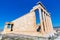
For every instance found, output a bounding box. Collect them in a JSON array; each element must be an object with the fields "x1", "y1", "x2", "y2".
[{"x1": 2, "y1": 2, "x2": 56, "y2": 37}]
